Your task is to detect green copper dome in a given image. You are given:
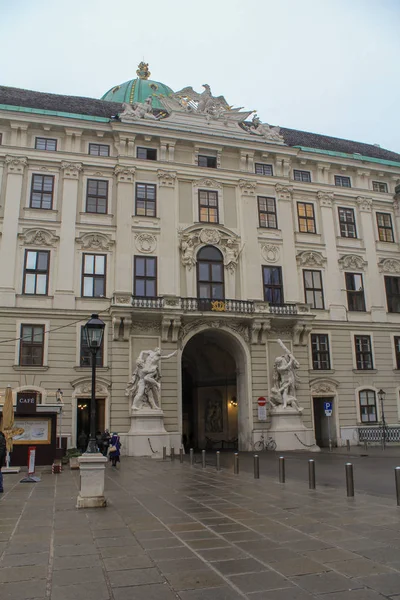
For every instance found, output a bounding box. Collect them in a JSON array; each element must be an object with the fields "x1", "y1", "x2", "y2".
[{"x1": 101, "y1": 62, "x2": 173, "y2": 109}]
